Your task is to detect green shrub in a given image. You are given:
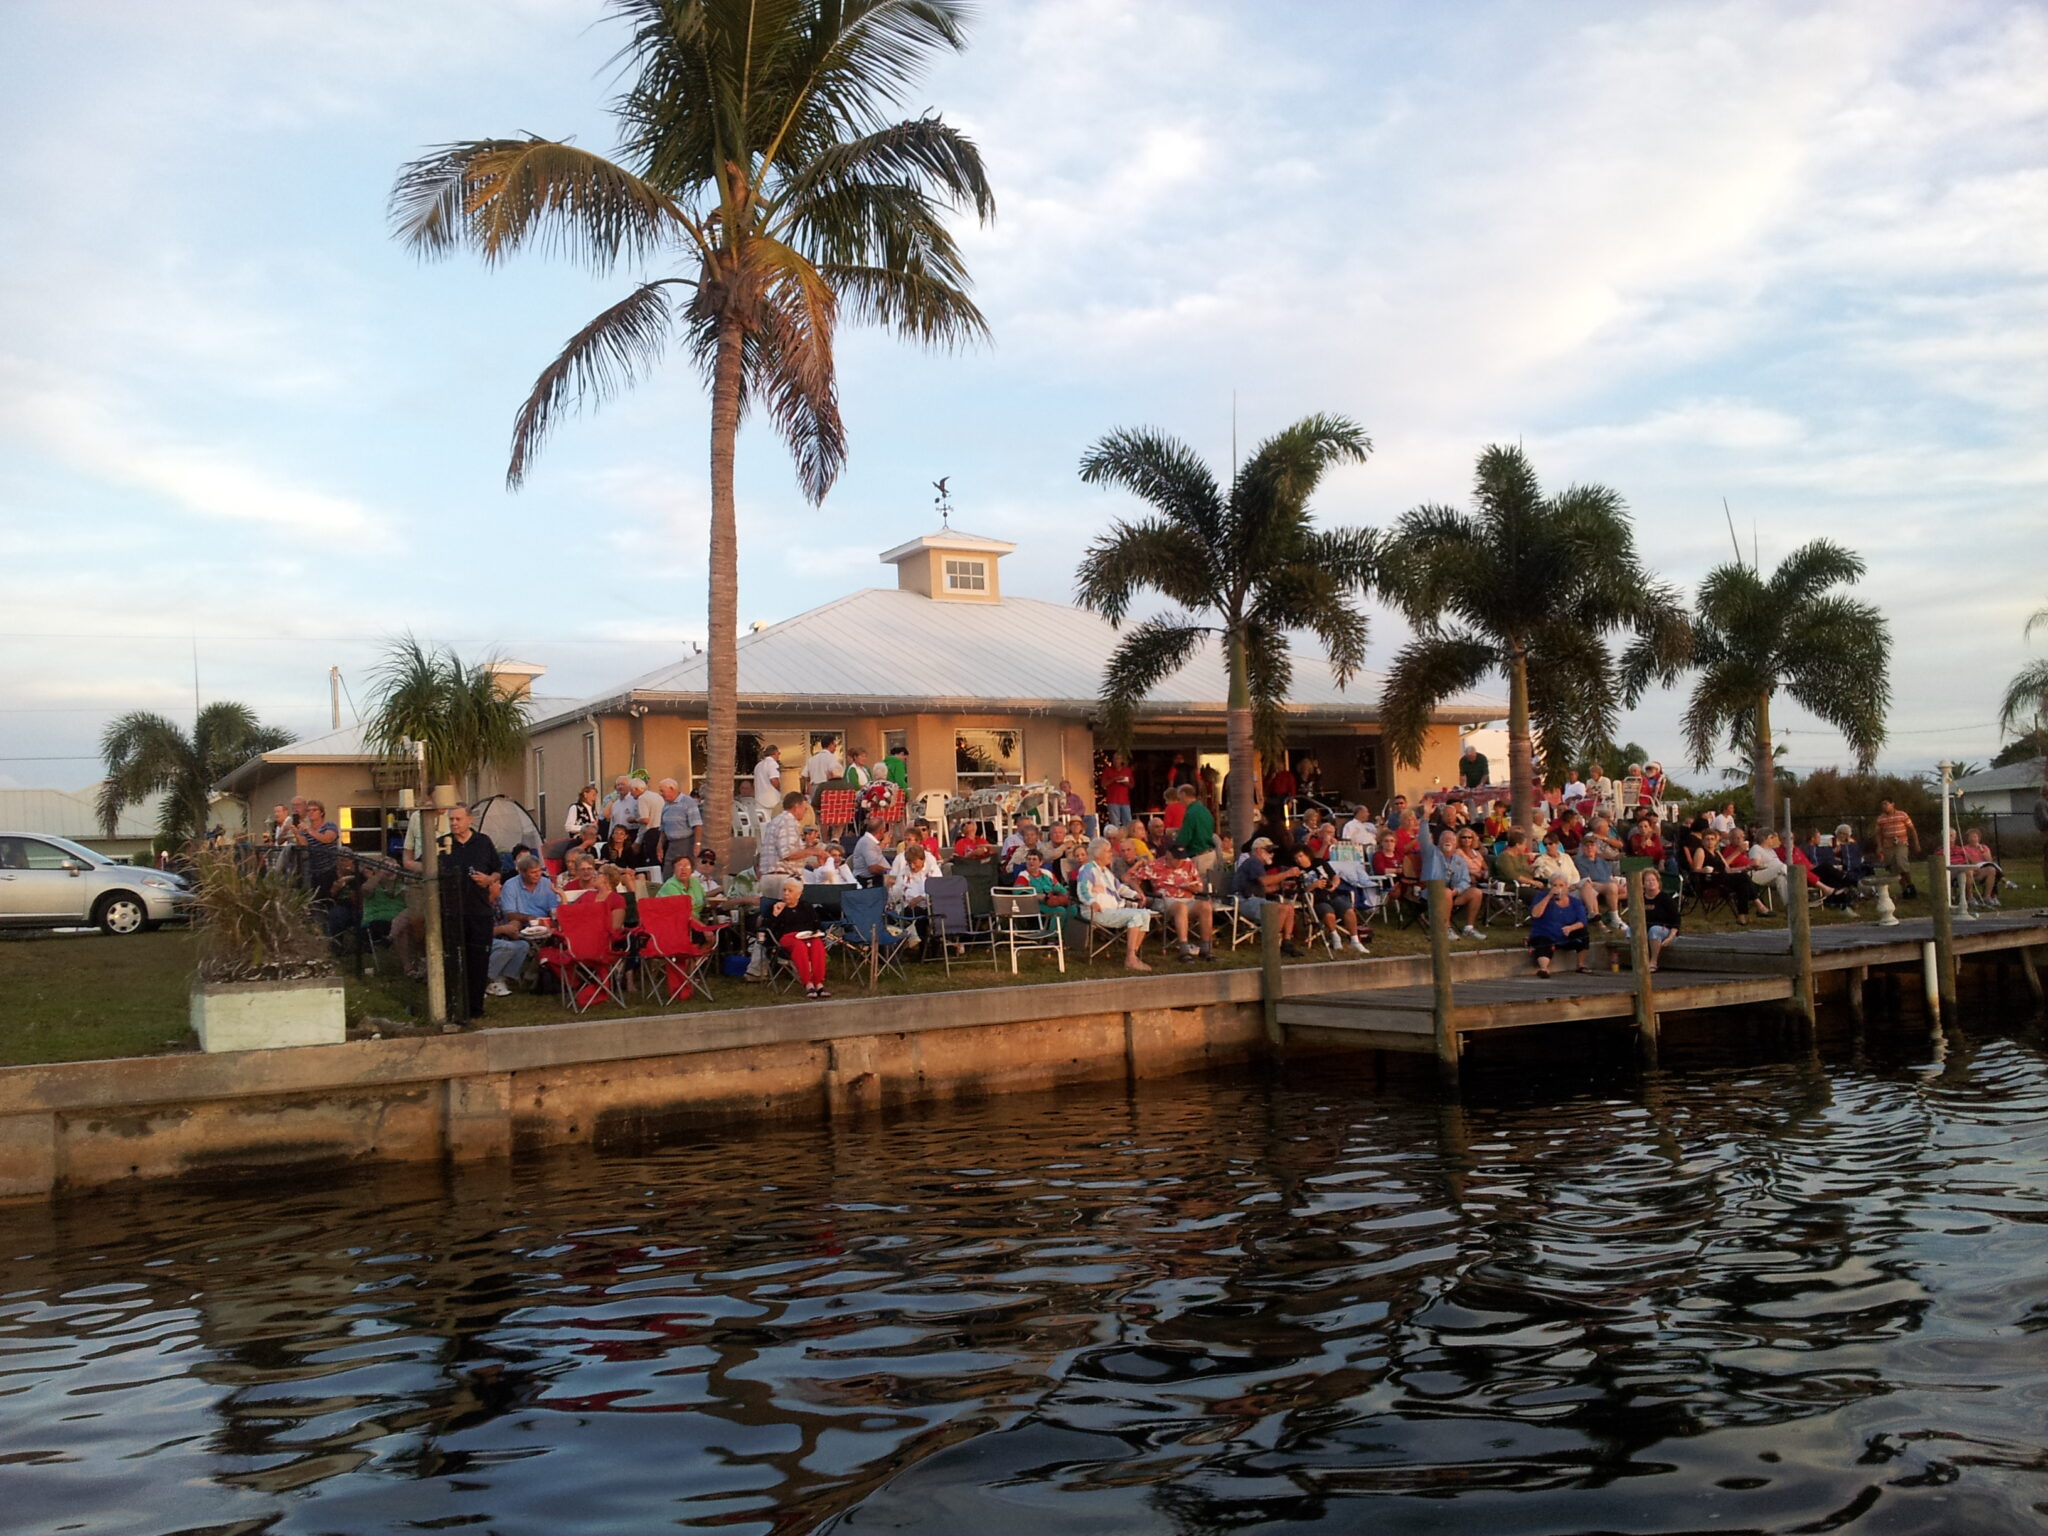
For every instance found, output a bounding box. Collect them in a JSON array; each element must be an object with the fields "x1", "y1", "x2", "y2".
[{"x1": 189, "y1": 849, "x2": 335, "y2": 984}]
